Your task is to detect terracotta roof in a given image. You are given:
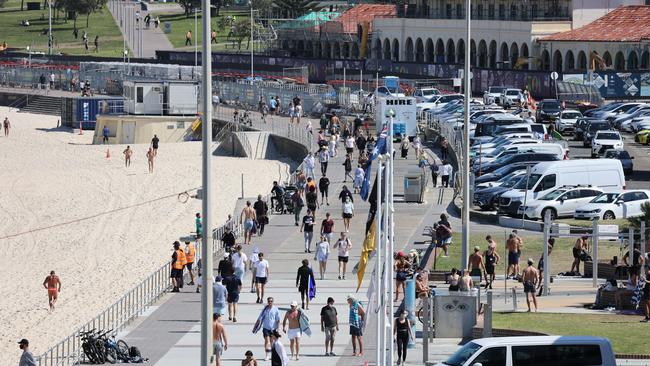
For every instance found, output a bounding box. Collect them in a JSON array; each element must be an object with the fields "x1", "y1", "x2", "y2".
[
  {"x1": 319, "y1": 4, "x2": 396, "y2": 34},
  {"x1": 542, "y1": 5, "x2": 650, "y2": 42}
]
